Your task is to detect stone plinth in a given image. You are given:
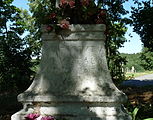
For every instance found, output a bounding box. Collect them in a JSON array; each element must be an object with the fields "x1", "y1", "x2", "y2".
[{"x1": 12, "y1": 24, "x2": 131, "y2": 120}]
